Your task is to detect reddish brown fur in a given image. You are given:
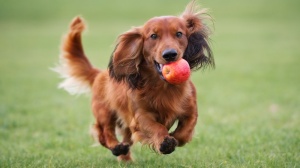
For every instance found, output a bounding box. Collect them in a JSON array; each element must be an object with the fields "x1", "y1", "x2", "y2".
[{"x1": 55, "y1": 1, "x2": 214, "y2": 162}]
